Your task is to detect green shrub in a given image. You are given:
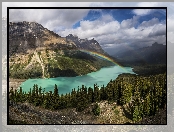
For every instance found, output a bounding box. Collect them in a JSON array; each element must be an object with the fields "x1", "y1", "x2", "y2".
[
  {"x1": 114, "y1": 109, "x2": 119, "y2": 115},
  {"x1": 92, "y1": 103, "x2": 100, "y2": 116}
]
